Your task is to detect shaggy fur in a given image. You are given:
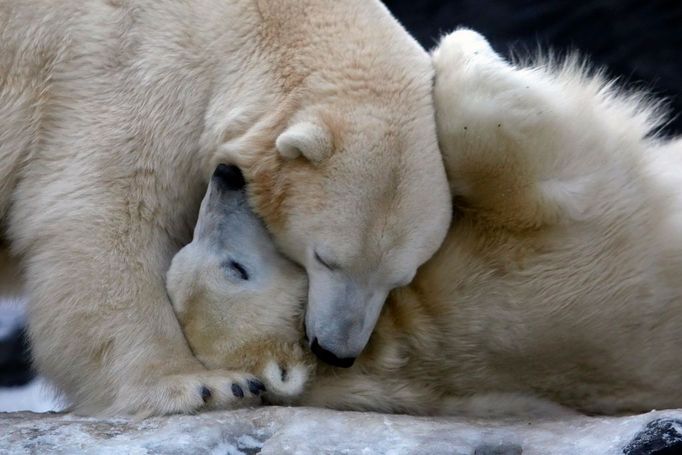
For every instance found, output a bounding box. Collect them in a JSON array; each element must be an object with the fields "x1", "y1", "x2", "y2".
[
  {"x1": 0, "y1": 0, "x2": 451, "y2": 415},
  {"x1": 168, "y1": 29, "x2": 682, "y2": 416}
]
